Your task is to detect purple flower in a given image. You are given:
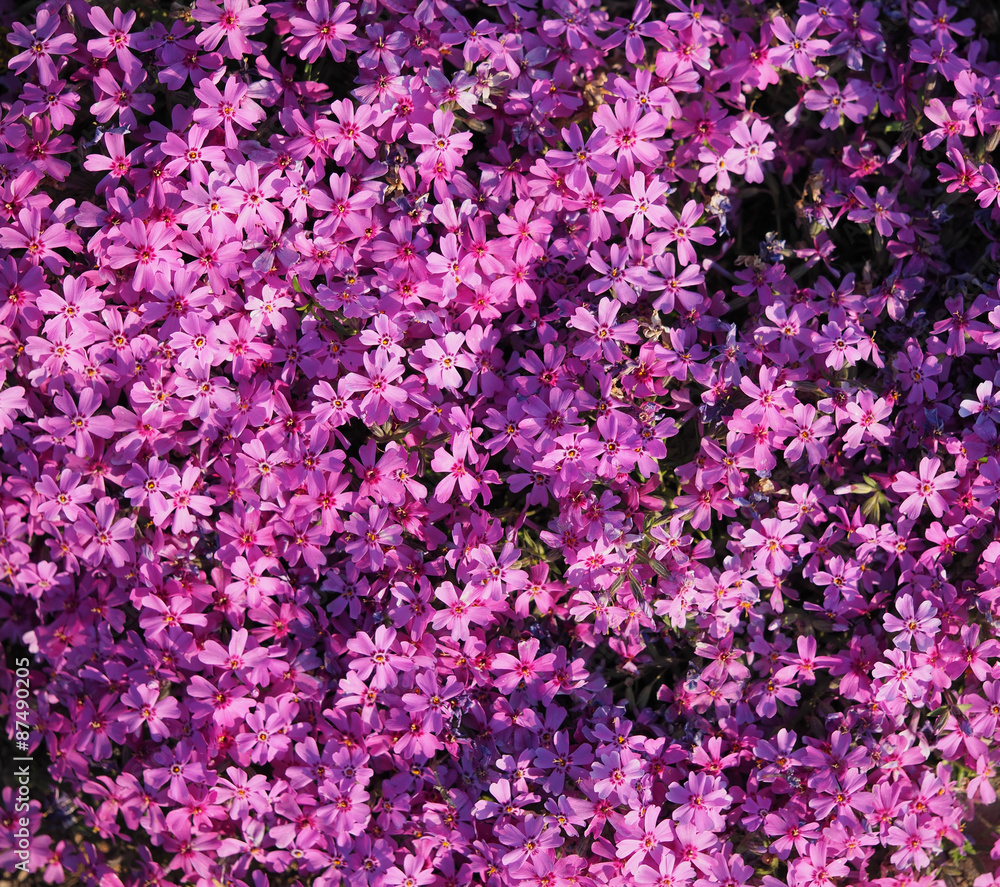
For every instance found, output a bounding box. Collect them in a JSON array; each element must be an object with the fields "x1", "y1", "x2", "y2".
[{"x1": 120, "y1": 682, "x2": 181, "y2": 740}]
